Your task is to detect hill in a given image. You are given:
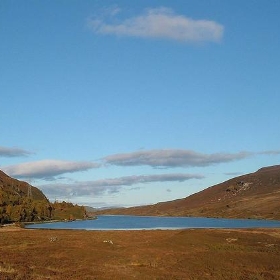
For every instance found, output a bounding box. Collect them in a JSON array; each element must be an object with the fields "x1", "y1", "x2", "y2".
[
  {"x1": 96, "y1": 165, "x2": 280, "y2": 220},
  {"x1": 0, "y1": 170, "x2": 48, "y2": 201},
  {"x1": 0, "y1": 170, "x2": 86, "y2": 224}
]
